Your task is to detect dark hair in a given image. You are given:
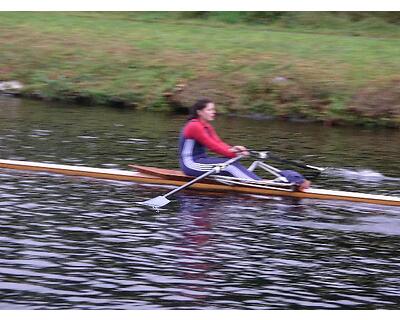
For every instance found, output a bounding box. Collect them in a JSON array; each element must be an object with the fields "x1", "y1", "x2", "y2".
[{"x1": 188, "y1": 98, "x2": 213, "y2": 120}]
